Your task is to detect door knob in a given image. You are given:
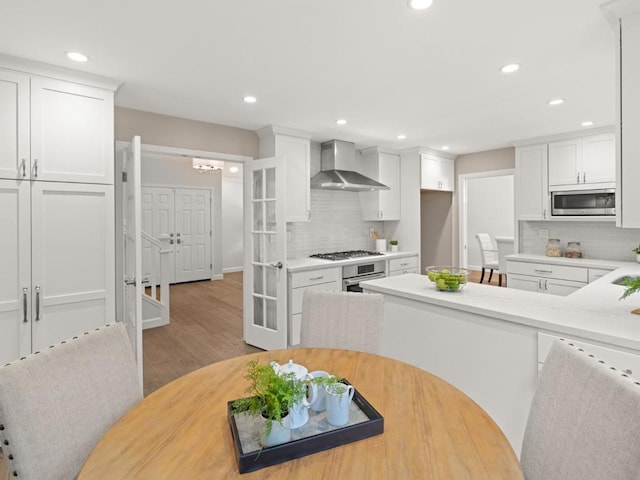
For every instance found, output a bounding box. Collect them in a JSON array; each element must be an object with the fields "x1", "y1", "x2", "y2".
[{"x1": 269, "y1": 261, "x2": 283, "y2": 269}]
